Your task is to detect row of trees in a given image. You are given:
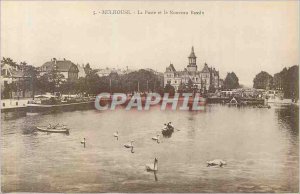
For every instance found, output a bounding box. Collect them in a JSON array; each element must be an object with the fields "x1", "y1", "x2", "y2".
[
  {"x1": 38, "y1": 68, "x2": 235, "y2": 97},
  {"x1": 37, "y1": 69, "x2": 164, "y2": 95},
  {"x1": 253, "y1": 65, "x2": 299, "y2": 99}
]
